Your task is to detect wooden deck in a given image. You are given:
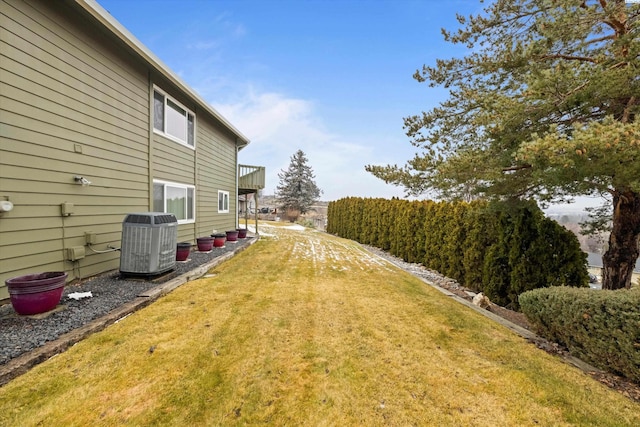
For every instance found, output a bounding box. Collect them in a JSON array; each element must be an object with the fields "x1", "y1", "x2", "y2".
[
  {"x1": 238, "y1": 164, "x2": 265, "y2": 233},
  {"x1": 238, "y1": 164, "x2": 265, "y2": 194}
]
